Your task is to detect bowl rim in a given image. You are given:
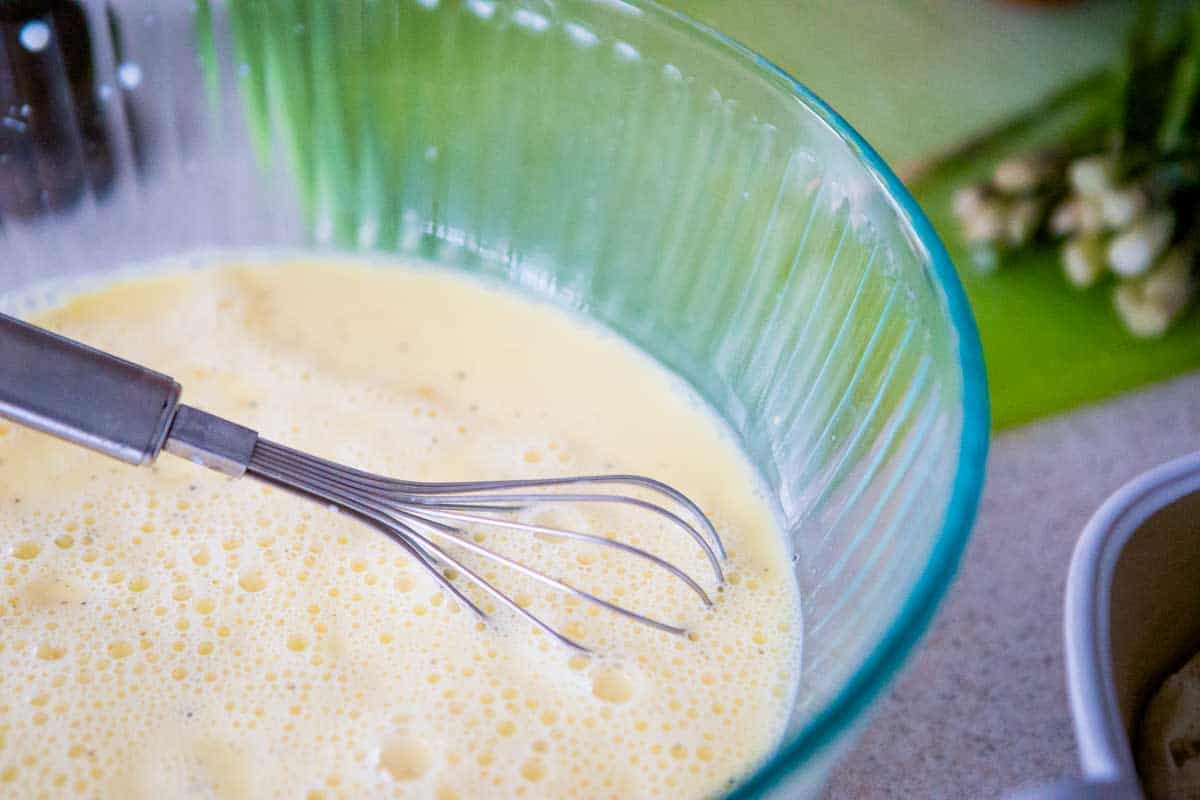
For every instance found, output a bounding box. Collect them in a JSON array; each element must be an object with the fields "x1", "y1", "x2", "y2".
[
  {"x1": 624, "y1": 1, "x2": 992, "y2": 794},
  {"x1": 1063, "y1": 449, "x2": 1200, "y2": 788}
]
